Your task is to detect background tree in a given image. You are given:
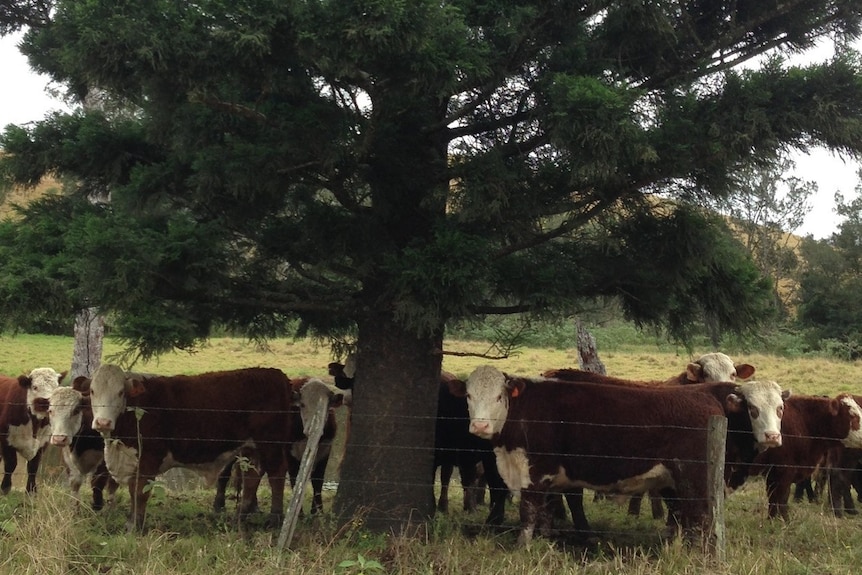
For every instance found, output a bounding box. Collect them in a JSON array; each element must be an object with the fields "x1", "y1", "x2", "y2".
[
  {"x1": 713, "y1": 157, "x2": 816, "y2": 320},
  {"x1": 797, "y1": 175, "x2": 862, "y2": 356},
  {"x1": 2, "y1": 1, "x2": 862, "y2": 532}
]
